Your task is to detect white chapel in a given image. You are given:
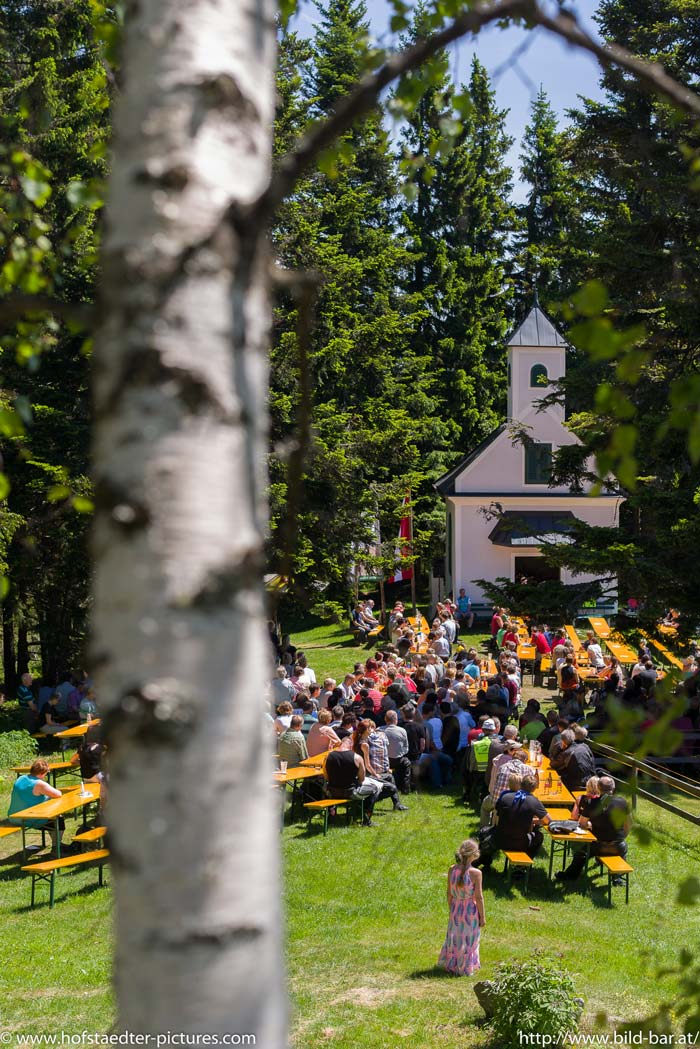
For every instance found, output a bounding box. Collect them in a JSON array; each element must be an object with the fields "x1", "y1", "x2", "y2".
[{"x1": 434, "y1": 302, "x2": 621, "y2": 613}]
